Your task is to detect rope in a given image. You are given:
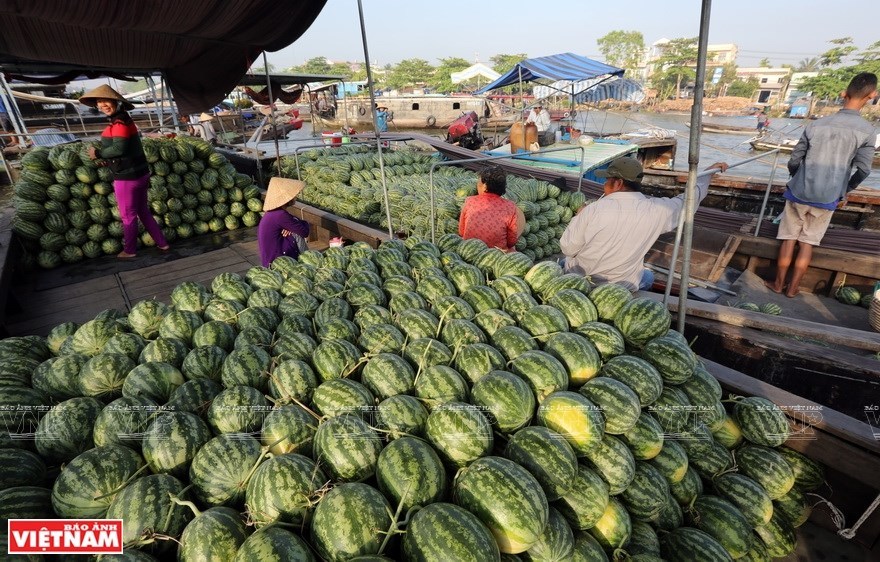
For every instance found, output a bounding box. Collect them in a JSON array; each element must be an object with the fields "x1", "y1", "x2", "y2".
[{"x1": 807, "y1": 491, "x2": 880, "y2": 540}]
